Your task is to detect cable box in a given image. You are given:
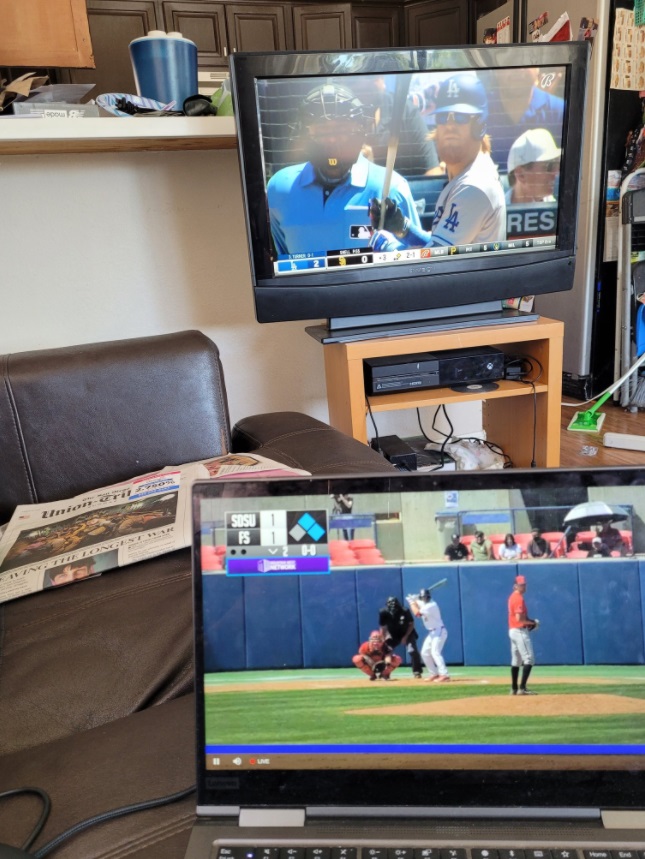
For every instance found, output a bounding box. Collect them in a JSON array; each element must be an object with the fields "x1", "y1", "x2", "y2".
[{"x1": 364, "y1": 346, "x2": 505, "y2": 395}]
